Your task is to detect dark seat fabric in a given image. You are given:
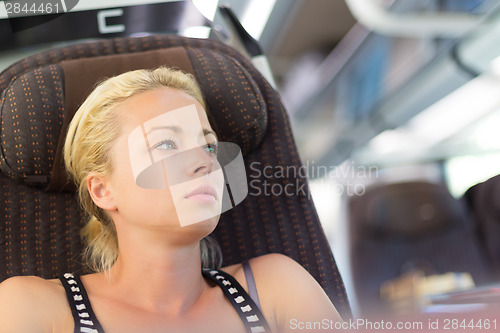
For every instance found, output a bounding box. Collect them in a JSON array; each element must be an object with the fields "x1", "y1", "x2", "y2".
[
  {"x1": 348, "y1": 181, "x2": 493, "y2": 315},
  {"x1": 0, "y1": 35, "x2": 351, "y2": 318},
  {"x1": 463, "y1": 174, "x2": 500, "y2": 279}
]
